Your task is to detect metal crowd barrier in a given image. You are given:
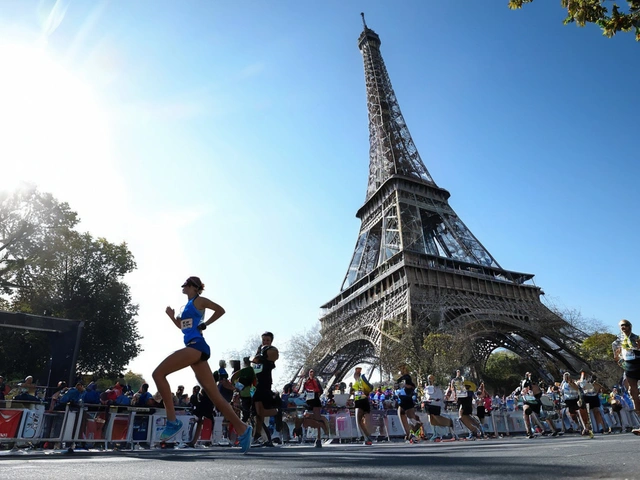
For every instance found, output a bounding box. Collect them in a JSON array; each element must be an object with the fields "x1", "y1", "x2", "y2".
[
  {"x1": 2, "y1": 402, "x2": 639, "y2": 449},
  {"x1": 0, "y1": 402, "x2": 196, "y2": 449}
]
